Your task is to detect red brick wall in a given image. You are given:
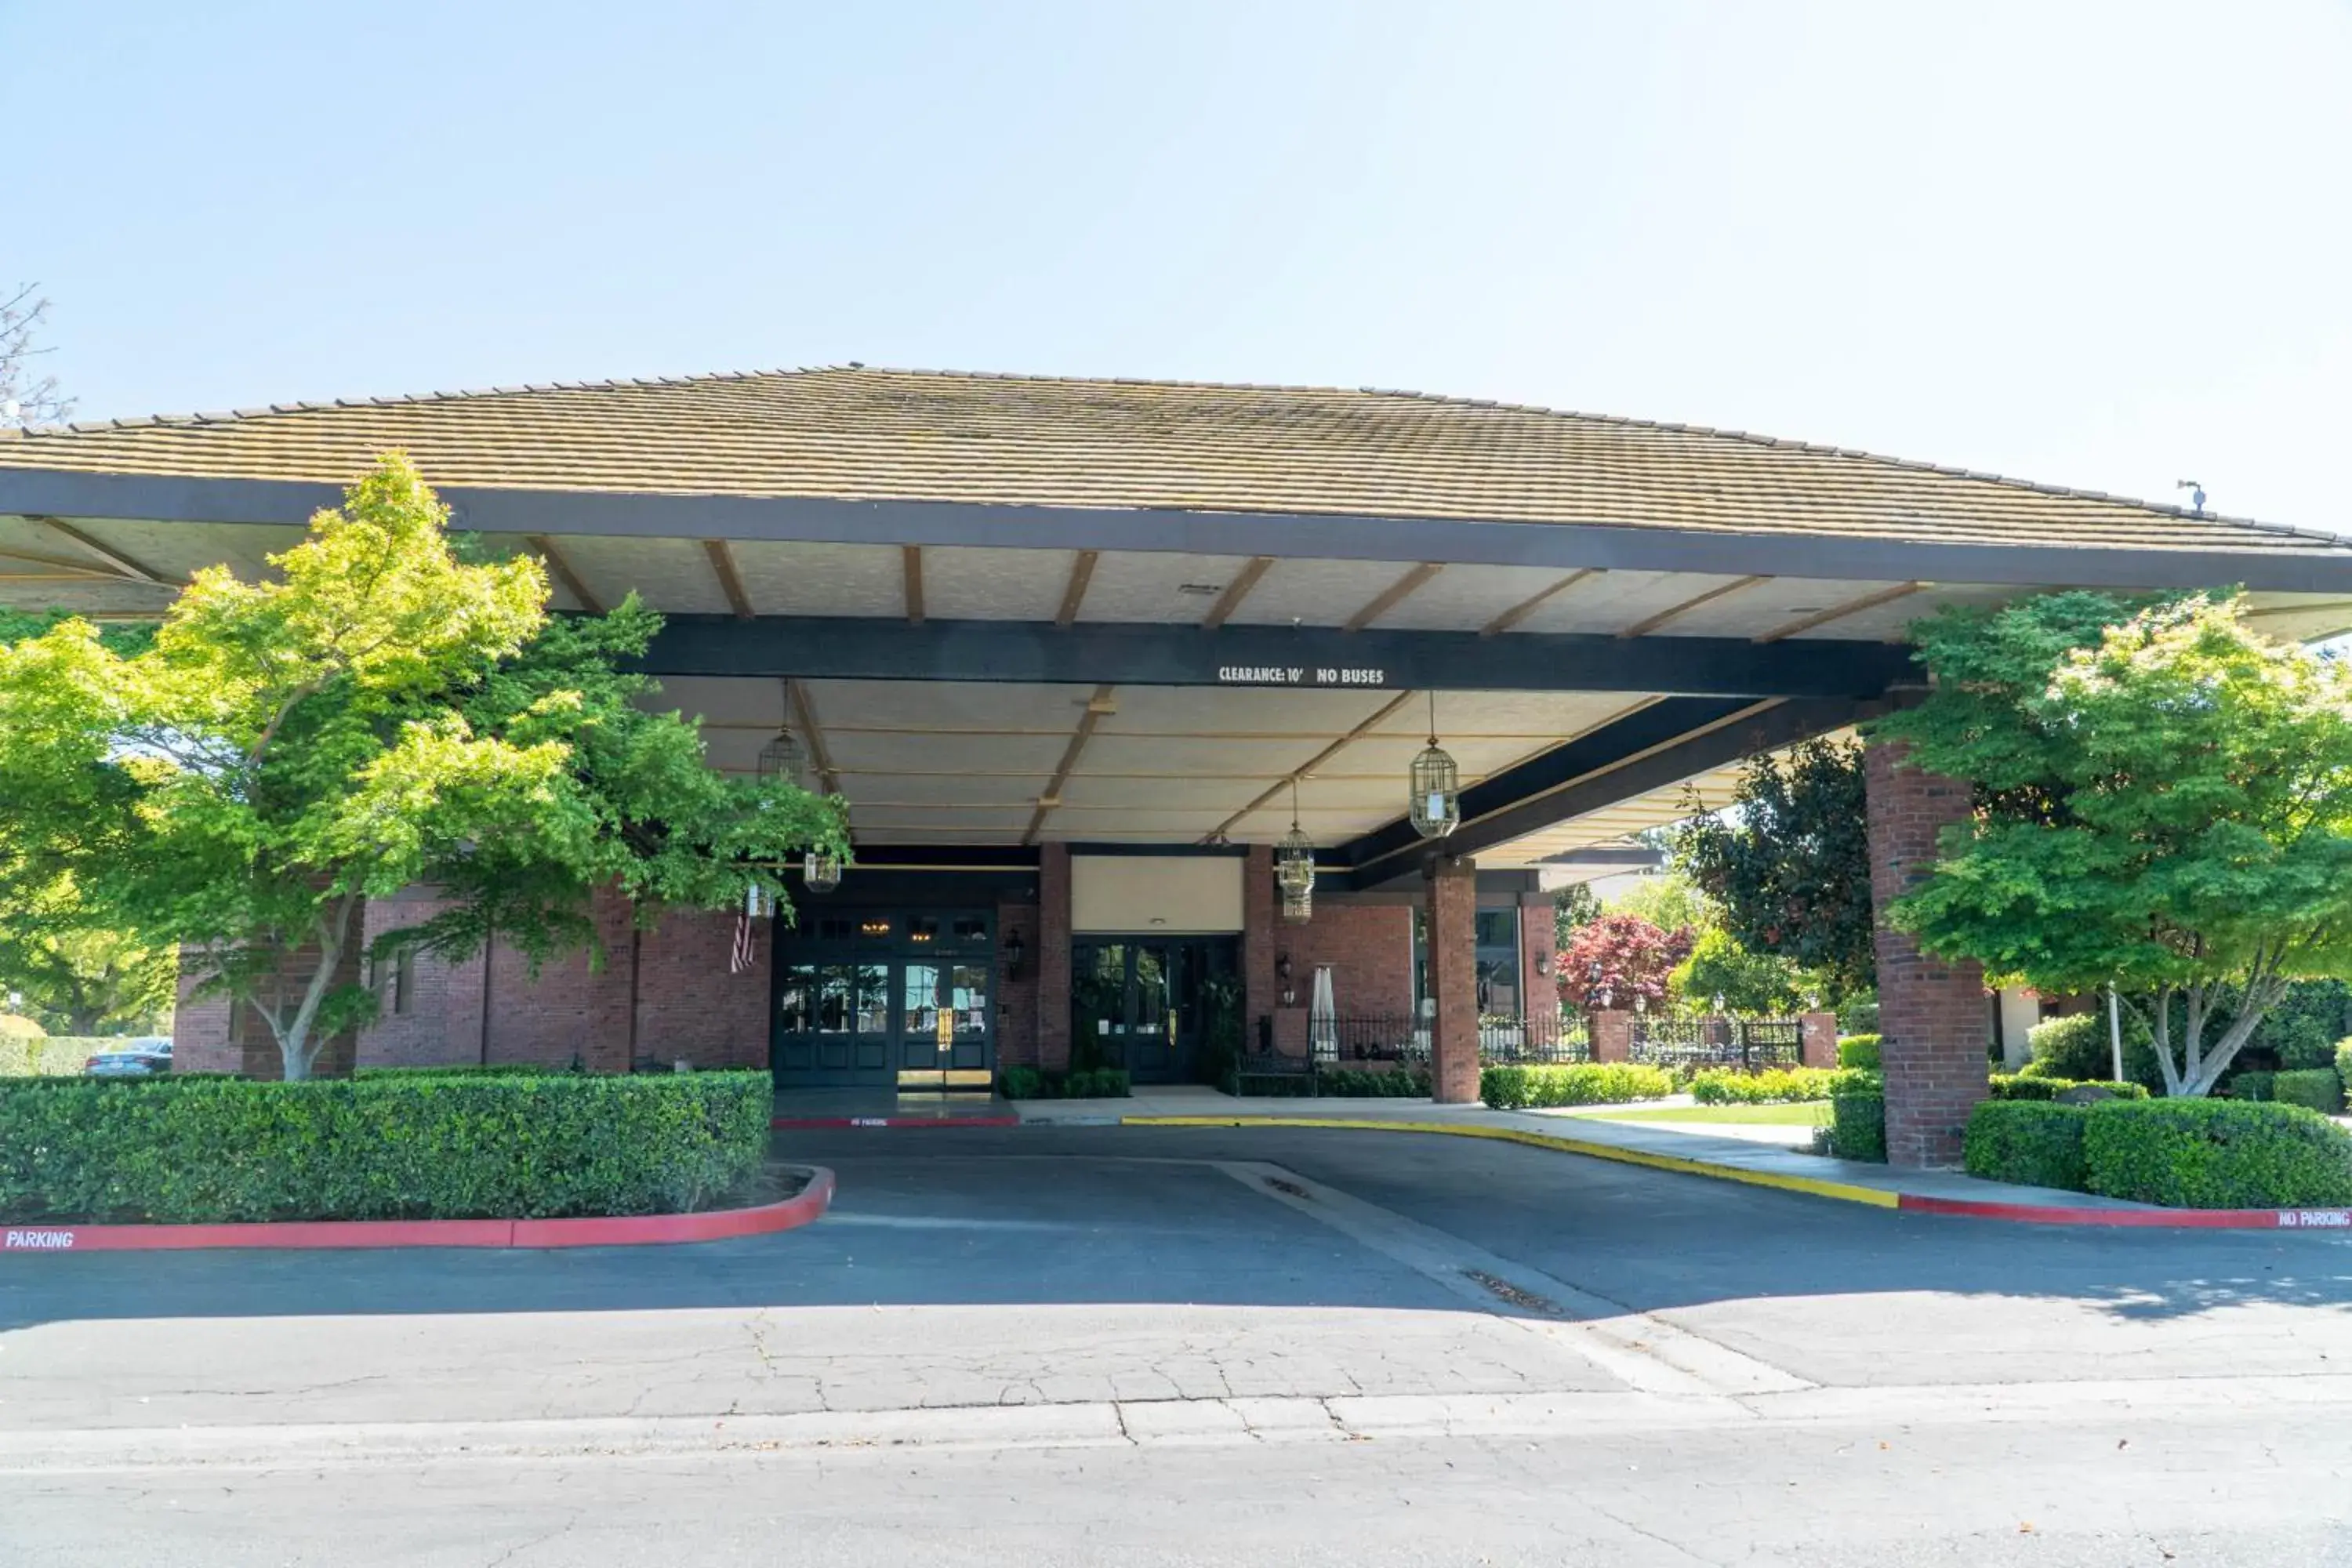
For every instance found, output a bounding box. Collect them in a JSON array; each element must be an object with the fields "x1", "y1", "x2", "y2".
[
  {"x1": 1520, "y1": 903, "x2": 1558, "y2": 1022},
  {"x1": 1267, "y1": 900, "x2": 1414, "y2": 1055},
  {"x1": 1866, "y1": 740, "x2": 1988, "y2": 1168},
  {"x1": 356, "y1": 895, "x2": 483, "y2": 1069},
  {"x1": 1590, "y1": 1010, "x2": 1632, "y2": 1063},
  {"x1": 1800, "y1": 1011, "x2": 1838, "y2": 1069},
  {"x1": 479, "y1": 887, "x2": 639, "y2": 1071},
  {"x1": 171, "y1": 969, "x2": 234, "y2": 1074},
  {"x1": 996, "y1": 899, "x2": 1041, "y2": 1068},
  {"x1": 1425, "y1": 855, "x2": 1479, "y2": 1103},
  {"x1": 633, "y1": 906, "x2": 770, "y2": 1069},
  {"x1": 1037, "y1": 846, "x2": 1073, "y2": 1072},
  {"x1": 1243, "y1": 845, "x2": 1277, "y2": 1053}
]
